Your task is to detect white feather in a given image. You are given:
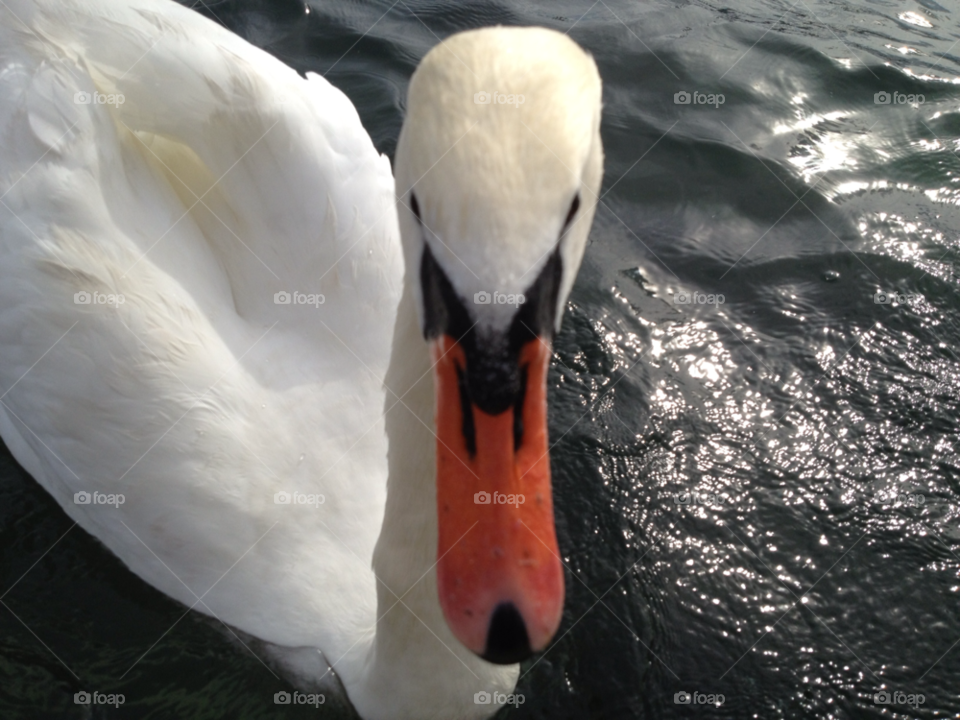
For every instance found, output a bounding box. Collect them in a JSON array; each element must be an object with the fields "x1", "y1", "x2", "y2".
[{"x1": 0, "y1": 2, "x2": 602, "y2": 718}]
